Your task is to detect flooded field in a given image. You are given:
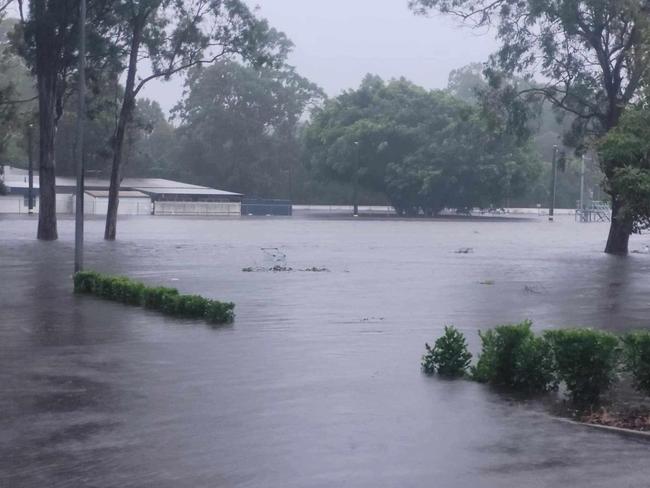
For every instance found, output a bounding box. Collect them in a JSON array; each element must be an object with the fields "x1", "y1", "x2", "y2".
[{"x1": 1, "y1": 214, "x2": 650, "y2": 487}]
